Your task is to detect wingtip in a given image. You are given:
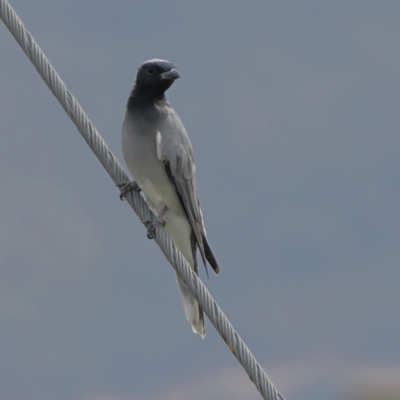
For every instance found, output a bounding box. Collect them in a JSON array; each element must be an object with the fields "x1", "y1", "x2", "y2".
[{"x1": 203, "y1": 237, "x2": 221, "y2": 275}]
